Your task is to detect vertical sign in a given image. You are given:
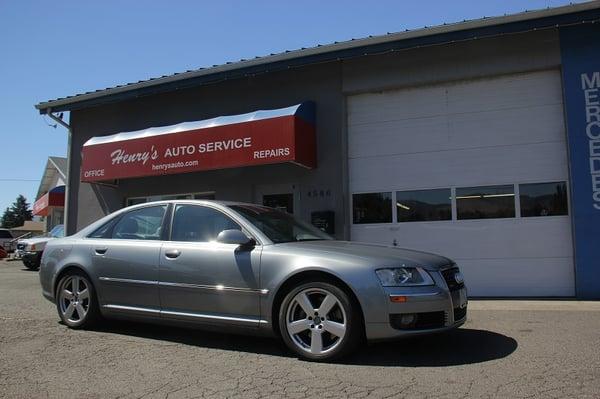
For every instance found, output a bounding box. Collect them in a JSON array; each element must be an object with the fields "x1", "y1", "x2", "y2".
[{"x1": 560, "y1": 23, "x2": 600, "y2": 299}]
